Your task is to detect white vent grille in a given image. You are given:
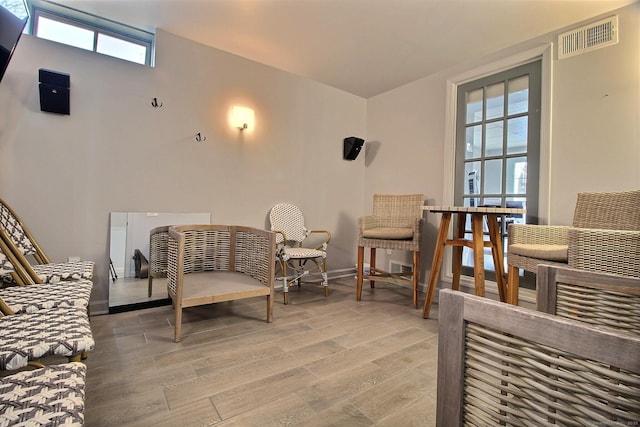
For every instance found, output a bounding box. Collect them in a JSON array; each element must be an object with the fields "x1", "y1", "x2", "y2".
[
  {"x1": 558, "y1": 15, "x2": 618, "y2": 59},
  {"x1": 390, "y1": 261, "x2": 412, "y2": 279}
]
